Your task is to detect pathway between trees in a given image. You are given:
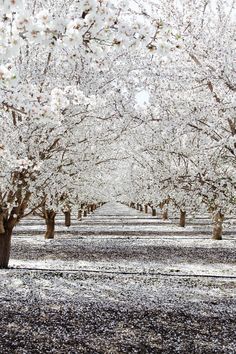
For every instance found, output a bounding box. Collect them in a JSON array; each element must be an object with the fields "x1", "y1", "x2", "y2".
[
  {"x1": 0, "y1": 203, "x2": 235, "y2": 353},
  {"x1": 11, "y1": 201, "x2": 236, "y2": 277}
]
